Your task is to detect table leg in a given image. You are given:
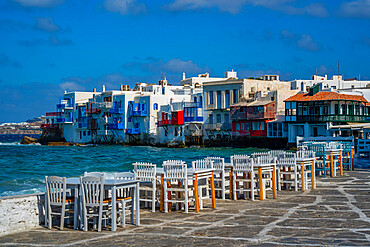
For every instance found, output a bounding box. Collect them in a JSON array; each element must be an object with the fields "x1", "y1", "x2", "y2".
[
  {"x1": 301, "y1": 162, "x2": 305, "y2": 191},
  {"x1": 229, "y1": 168, "x2": 233, "y2": 200},
  {"x1": 136, "y1": 183, "x2": 140, "y2": 226},
  {"x1": 272, "y1": 165, "x2": 277, "y2": 199},
  {"x1": 74, "y1": 185, "x2": 78, "y2": 230},
  {"x1": 167, "y1": 182, "x2": 172, "y2": 212},
  {"x1": 351, "y1": 148, "x2": 354, "y2": 170},
  {"x1": 194, "y1": 174, "x2": 199, "y2": 212},
  {"x1": 210, "y1": 172, "x2": 216, "y2": 209},
  {"x1": 112, "y1": 186, "x2": 117, "y2": 231},
  {"x1": 311, "y1": 160, "x2": 315, "y2": 190},
  {"x1": 340, "y1": 151, "x2": 343, "y2": 176},
  {"x1": 330, "y1": 152, "x2": 334, "y2": 177},
  {"x1": 44, "y1": 192, "x2": 48, "y2": 227},
  {"x1": 160, "y1": 174, "x2": 164, "y2": 212},
  {"x1": 258, "y1": 167, "x2": 263, "y2": 200}
]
